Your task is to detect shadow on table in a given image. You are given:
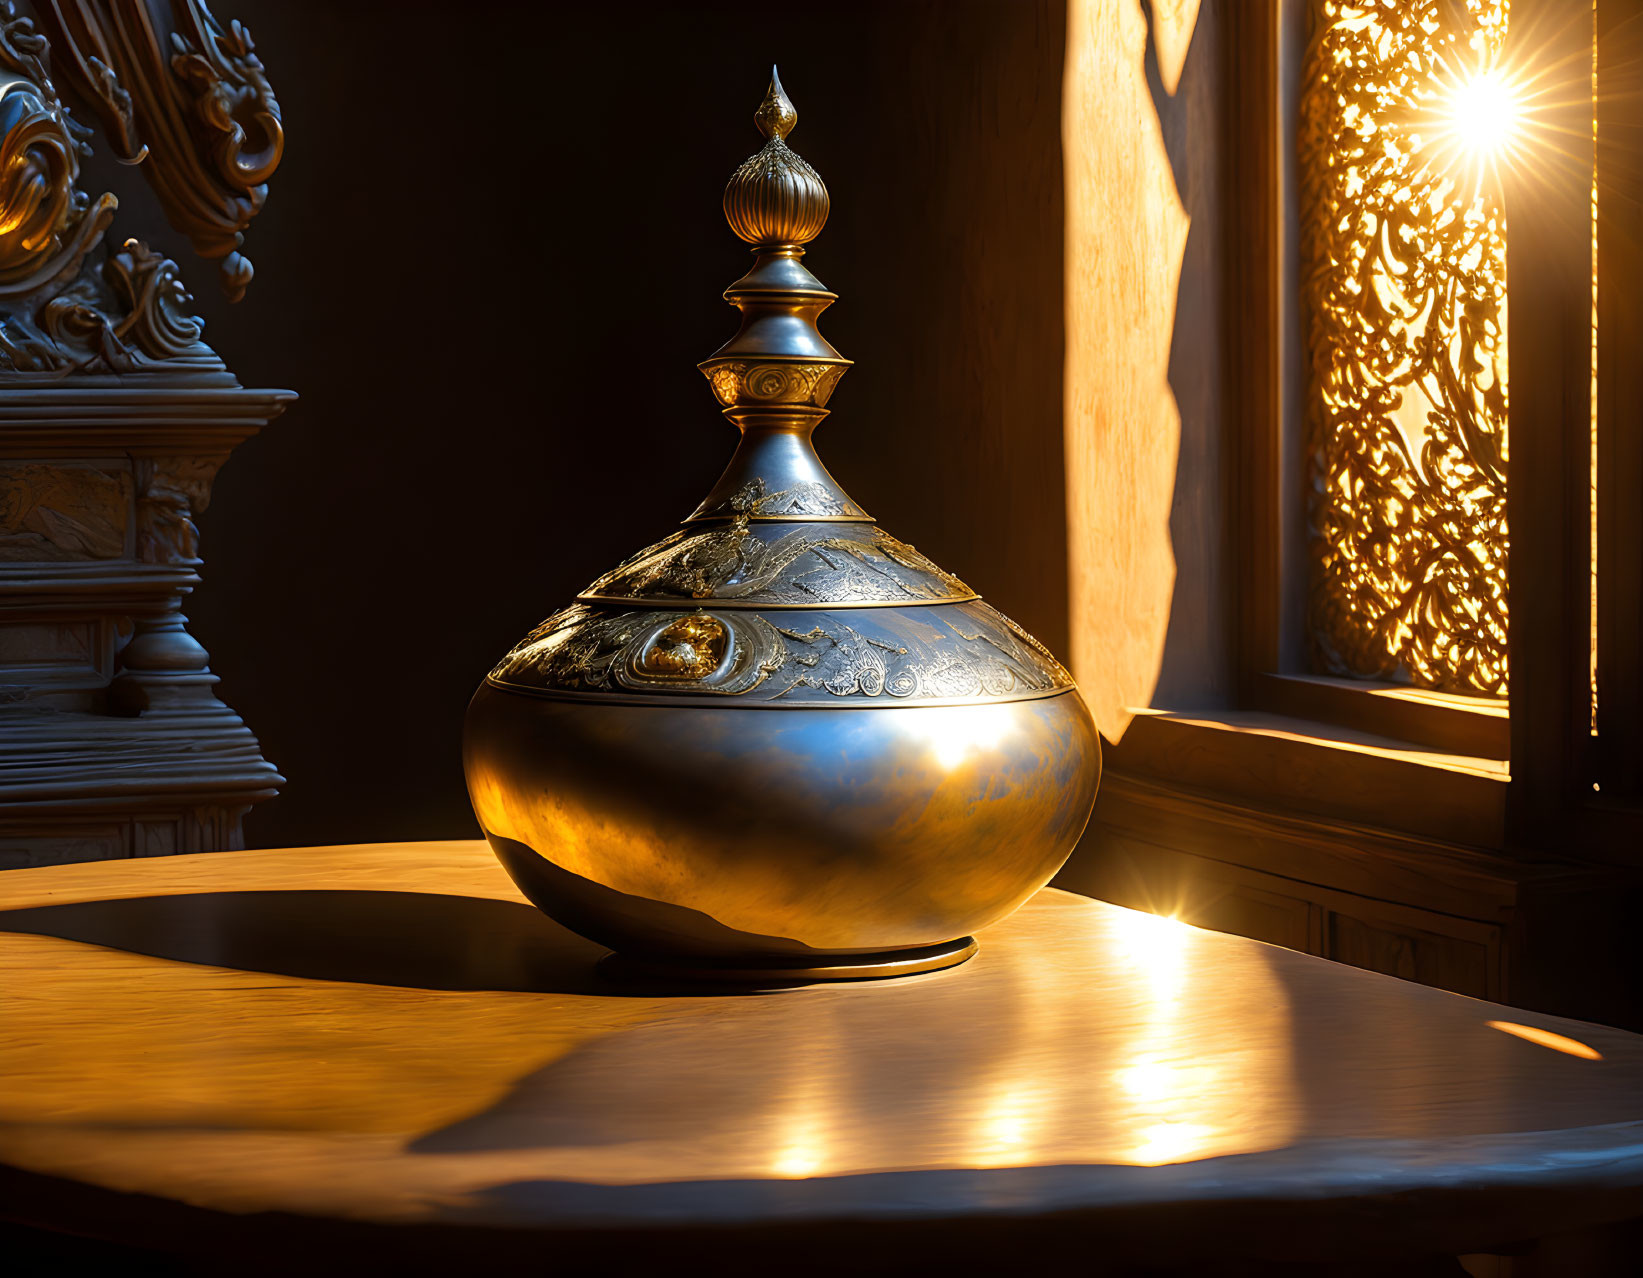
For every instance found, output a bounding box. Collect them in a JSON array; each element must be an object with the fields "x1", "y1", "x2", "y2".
[{"x1": 0, "y1": 889, "x2": 655, "y2": 996}]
